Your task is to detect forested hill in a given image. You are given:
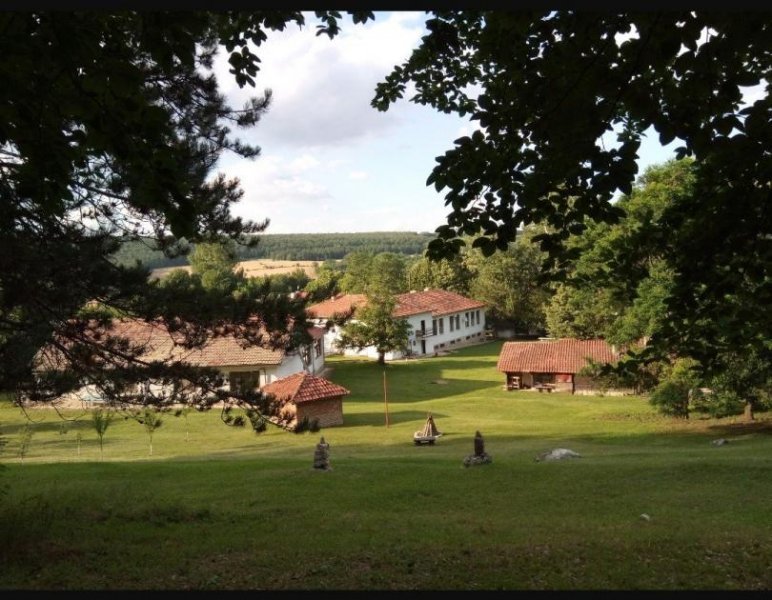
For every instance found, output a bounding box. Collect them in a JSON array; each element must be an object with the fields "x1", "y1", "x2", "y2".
[{"x1": 112, "y1": 232, "x2": 435, "y2": 269}]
